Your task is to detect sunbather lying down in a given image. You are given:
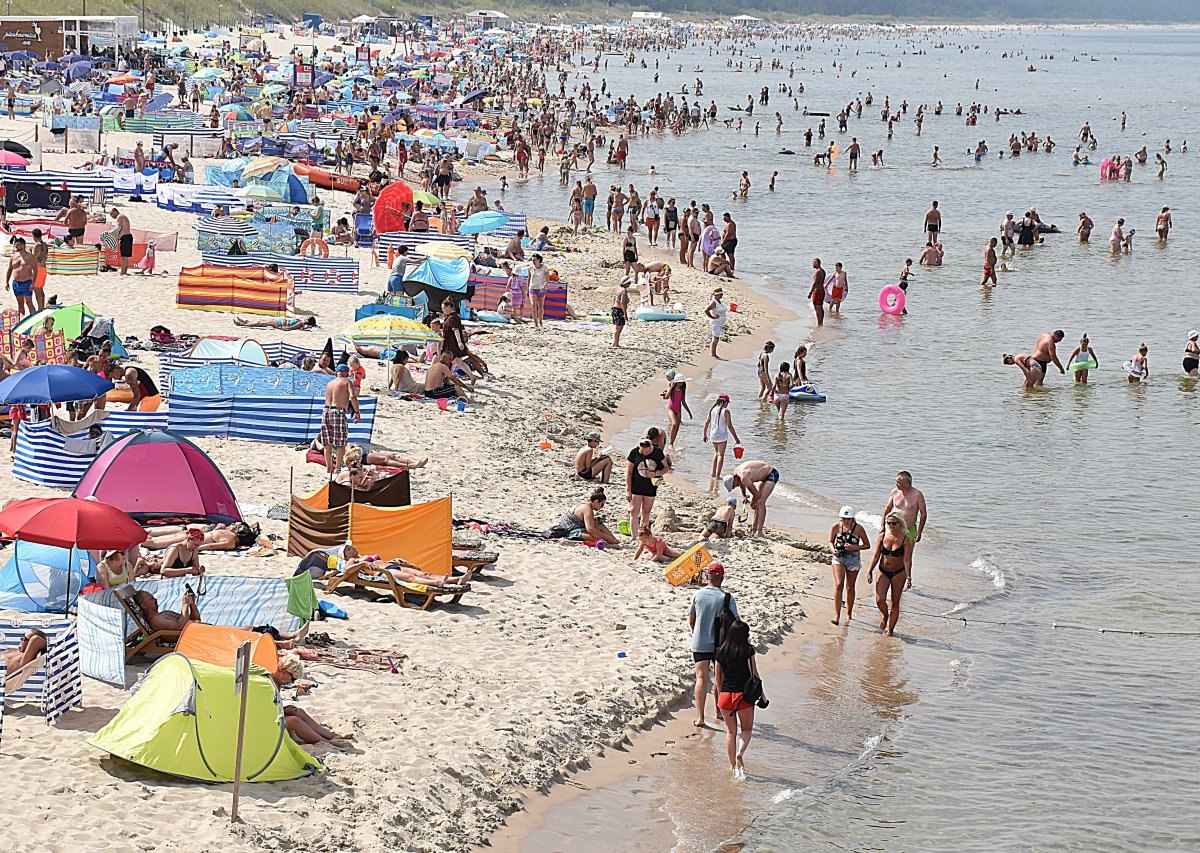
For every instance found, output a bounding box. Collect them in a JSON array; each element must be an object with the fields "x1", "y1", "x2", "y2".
[
  {"x1": 133, "y1": 590, "x2": 311, "y2": 648},
  {"x1": 142, "y1": 522, "x2": 270, "y2": 552},
  {"x1": 3, "y1": 629, "x2": 46, "y2": 680},
  {"x1": 233, "y1": 315, "x2": 317, "y2": 330},
  {"x1": 360, "y1": 557, "x2": 476, "y2": 588},
  {"x1": 272, "y1": 656, "x2": 354, "y2": 746}
]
